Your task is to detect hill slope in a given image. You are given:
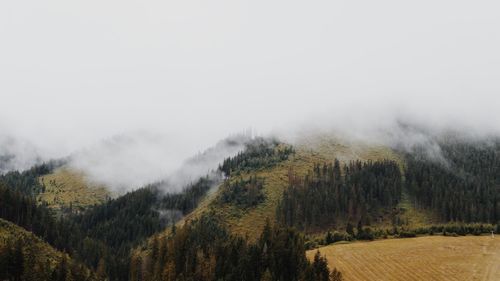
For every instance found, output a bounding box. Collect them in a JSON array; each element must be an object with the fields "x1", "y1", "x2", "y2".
[
  {"x1": 0, "y1": 218, "x2": 98, "y2": 280},
  {"x1": 37, "y1": 168, "x2": 109, "y2": 212},
  {"x1": 162, "y1": 137, "x2": 405, "y2": 241}
]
